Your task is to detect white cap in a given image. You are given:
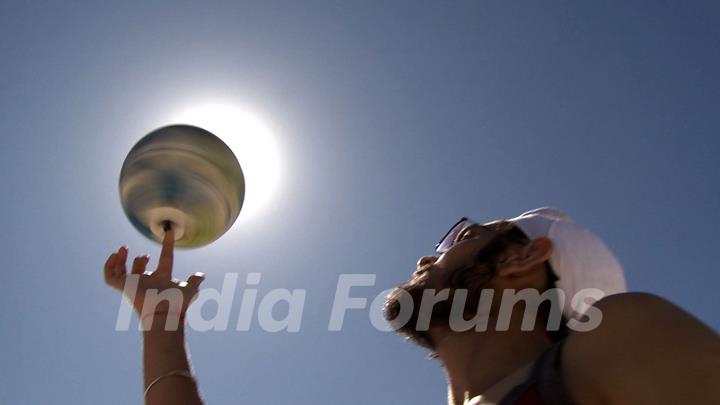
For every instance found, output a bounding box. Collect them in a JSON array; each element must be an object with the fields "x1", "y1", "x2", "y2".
[{"x1": 507, "y1": 207, "x2": 627, "y2": 320}]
